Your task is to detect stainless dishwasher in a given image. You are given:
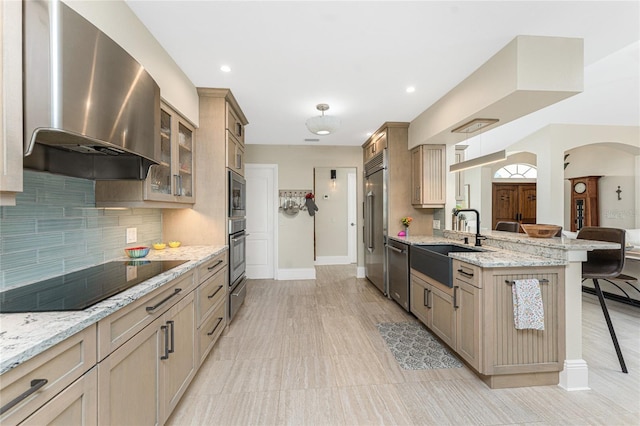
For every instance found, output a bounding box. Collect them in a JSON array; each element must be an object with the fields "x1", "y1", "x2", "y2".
[{"x1": 387, "y1": 239, "x2": 410, "y2": 311}]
